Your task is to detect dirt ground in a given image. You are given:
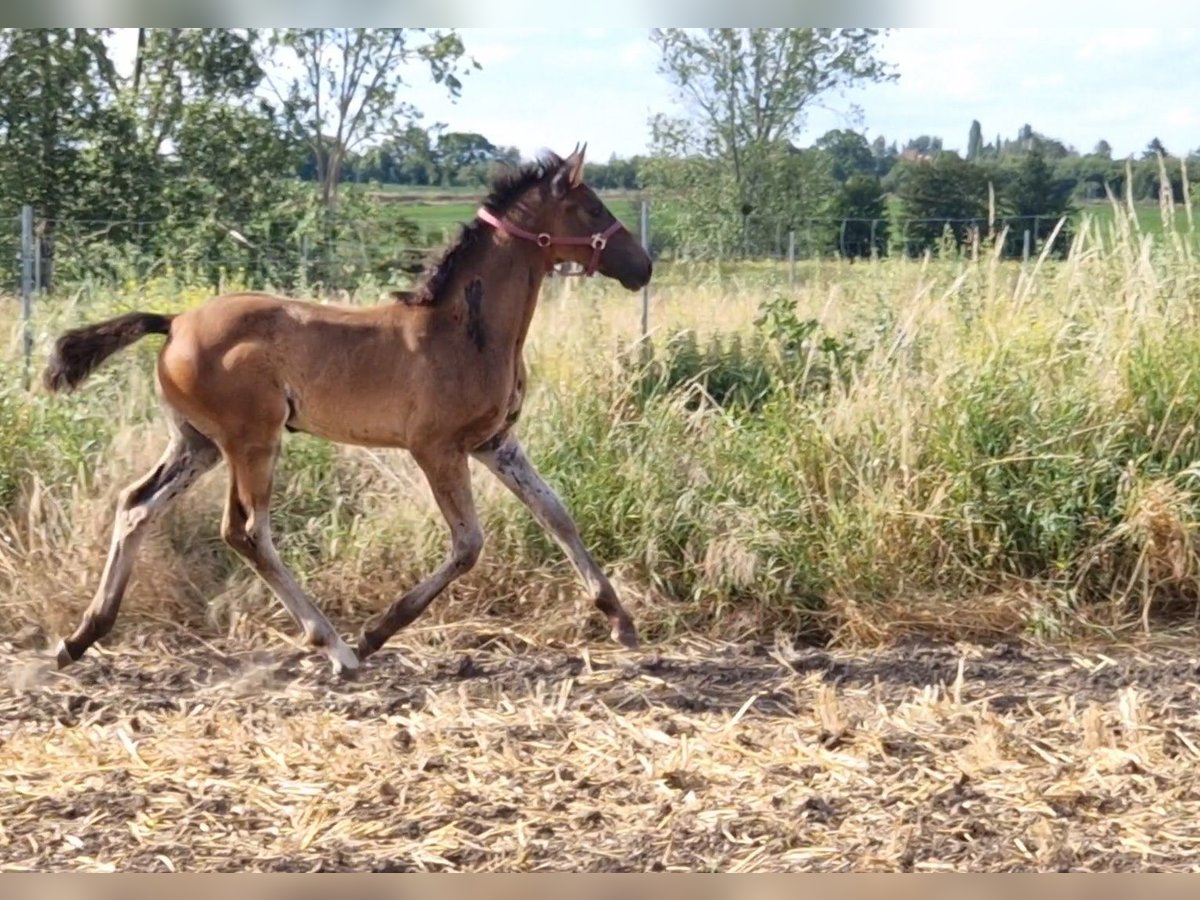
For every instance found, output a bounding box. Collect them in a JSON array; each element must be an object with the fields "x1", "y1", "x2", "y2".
[{"x1": 3, "y1": 627, "x2": 1200, "y2": 872}]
